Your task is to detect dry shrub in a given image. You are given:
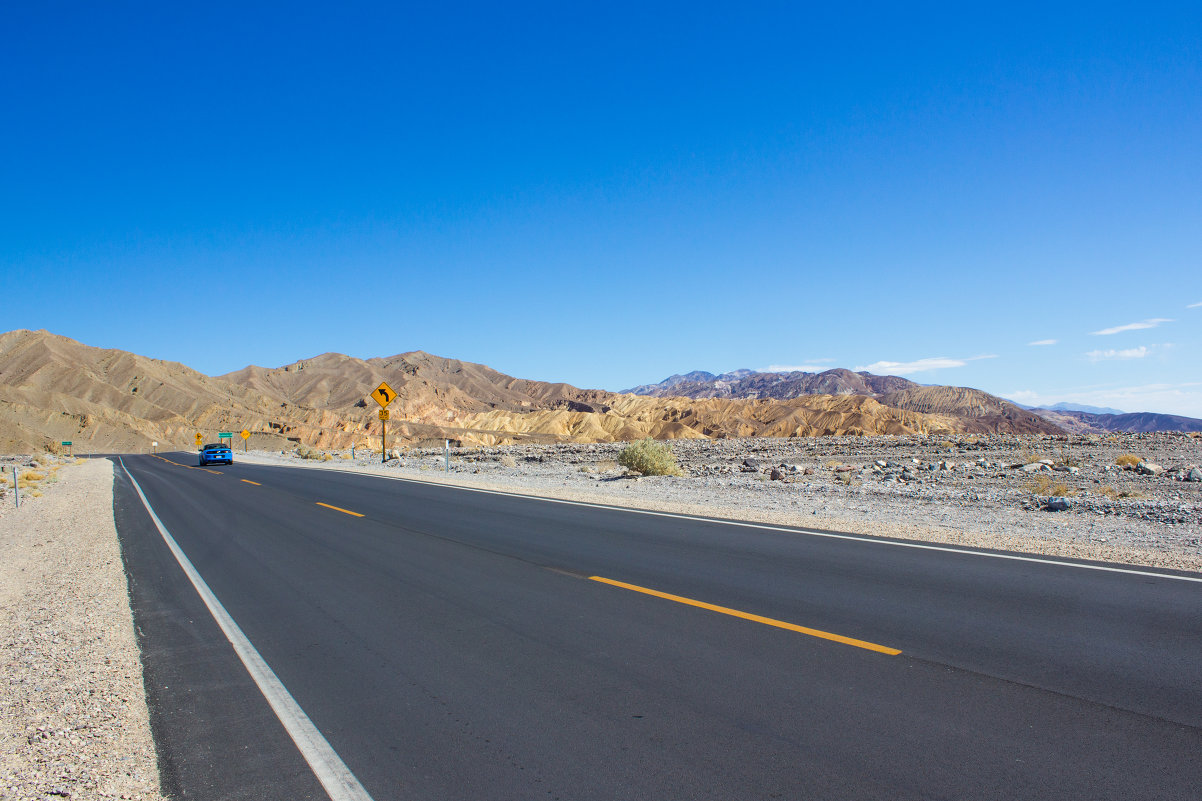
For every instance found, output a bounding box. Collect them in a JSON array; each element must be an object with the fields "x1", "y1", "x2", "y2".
[
  {"x1": 20, "y1": 471, "x2": 46, "y2": 482},
  {"x1": 1100, "y1": 486, "x2": 1141, "y2": 499},
  {"x1": 1115, "y1": 454, "x2": 1142, "y2": 467},
  {"x1": 594, "y1": 459, "x2": 618, "y2": 472},
  {"x1": 618, "y1": 438, "x2": 683, "y2": 477},
  {"x1": 28, "y1": 489, "x2": 43, "y2": 498},
  {"x1": 499, "y1": 455, "x2": 517, "y2": 468},
  {"x1": 1025, "y1": 474, "x2": 1077, "y2": 497},
  {"x1": 825, "y1": 459, "x2": 843, "y2": 469},
  {"x1": 295, "y1": 445, "x2": 328, "y2": 460}
]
